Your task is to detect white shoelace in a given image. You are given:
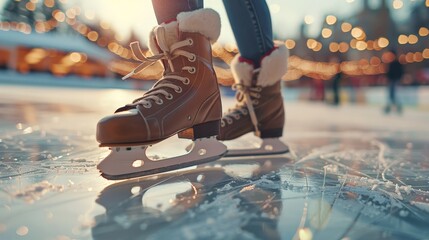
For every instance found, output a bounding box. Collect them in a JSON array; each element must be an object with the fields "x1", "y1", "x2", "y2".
[
  {"x1": 222, "y1": 83, "x2": 262, "y2": 137},
  {"x1": 122, "y1": 27, "x2": 196, "y2": 108}
]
